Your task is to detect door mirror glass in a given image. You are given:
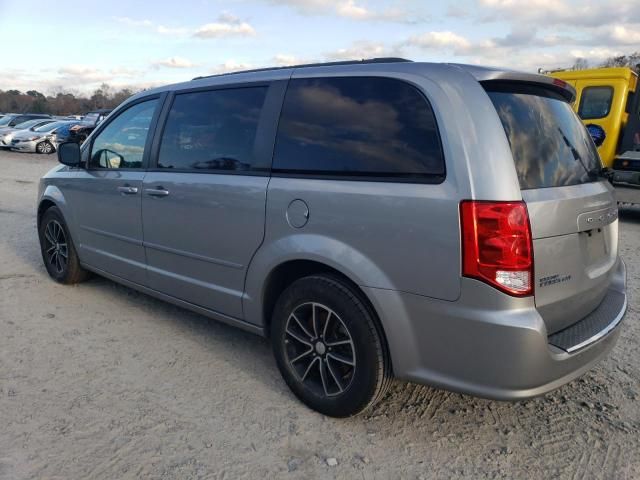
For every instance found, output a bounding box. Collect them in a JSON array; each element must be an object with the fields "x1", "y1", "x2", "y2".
[{"x1": 57, "y1": 142, "x2": 81, "y2": 167}]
